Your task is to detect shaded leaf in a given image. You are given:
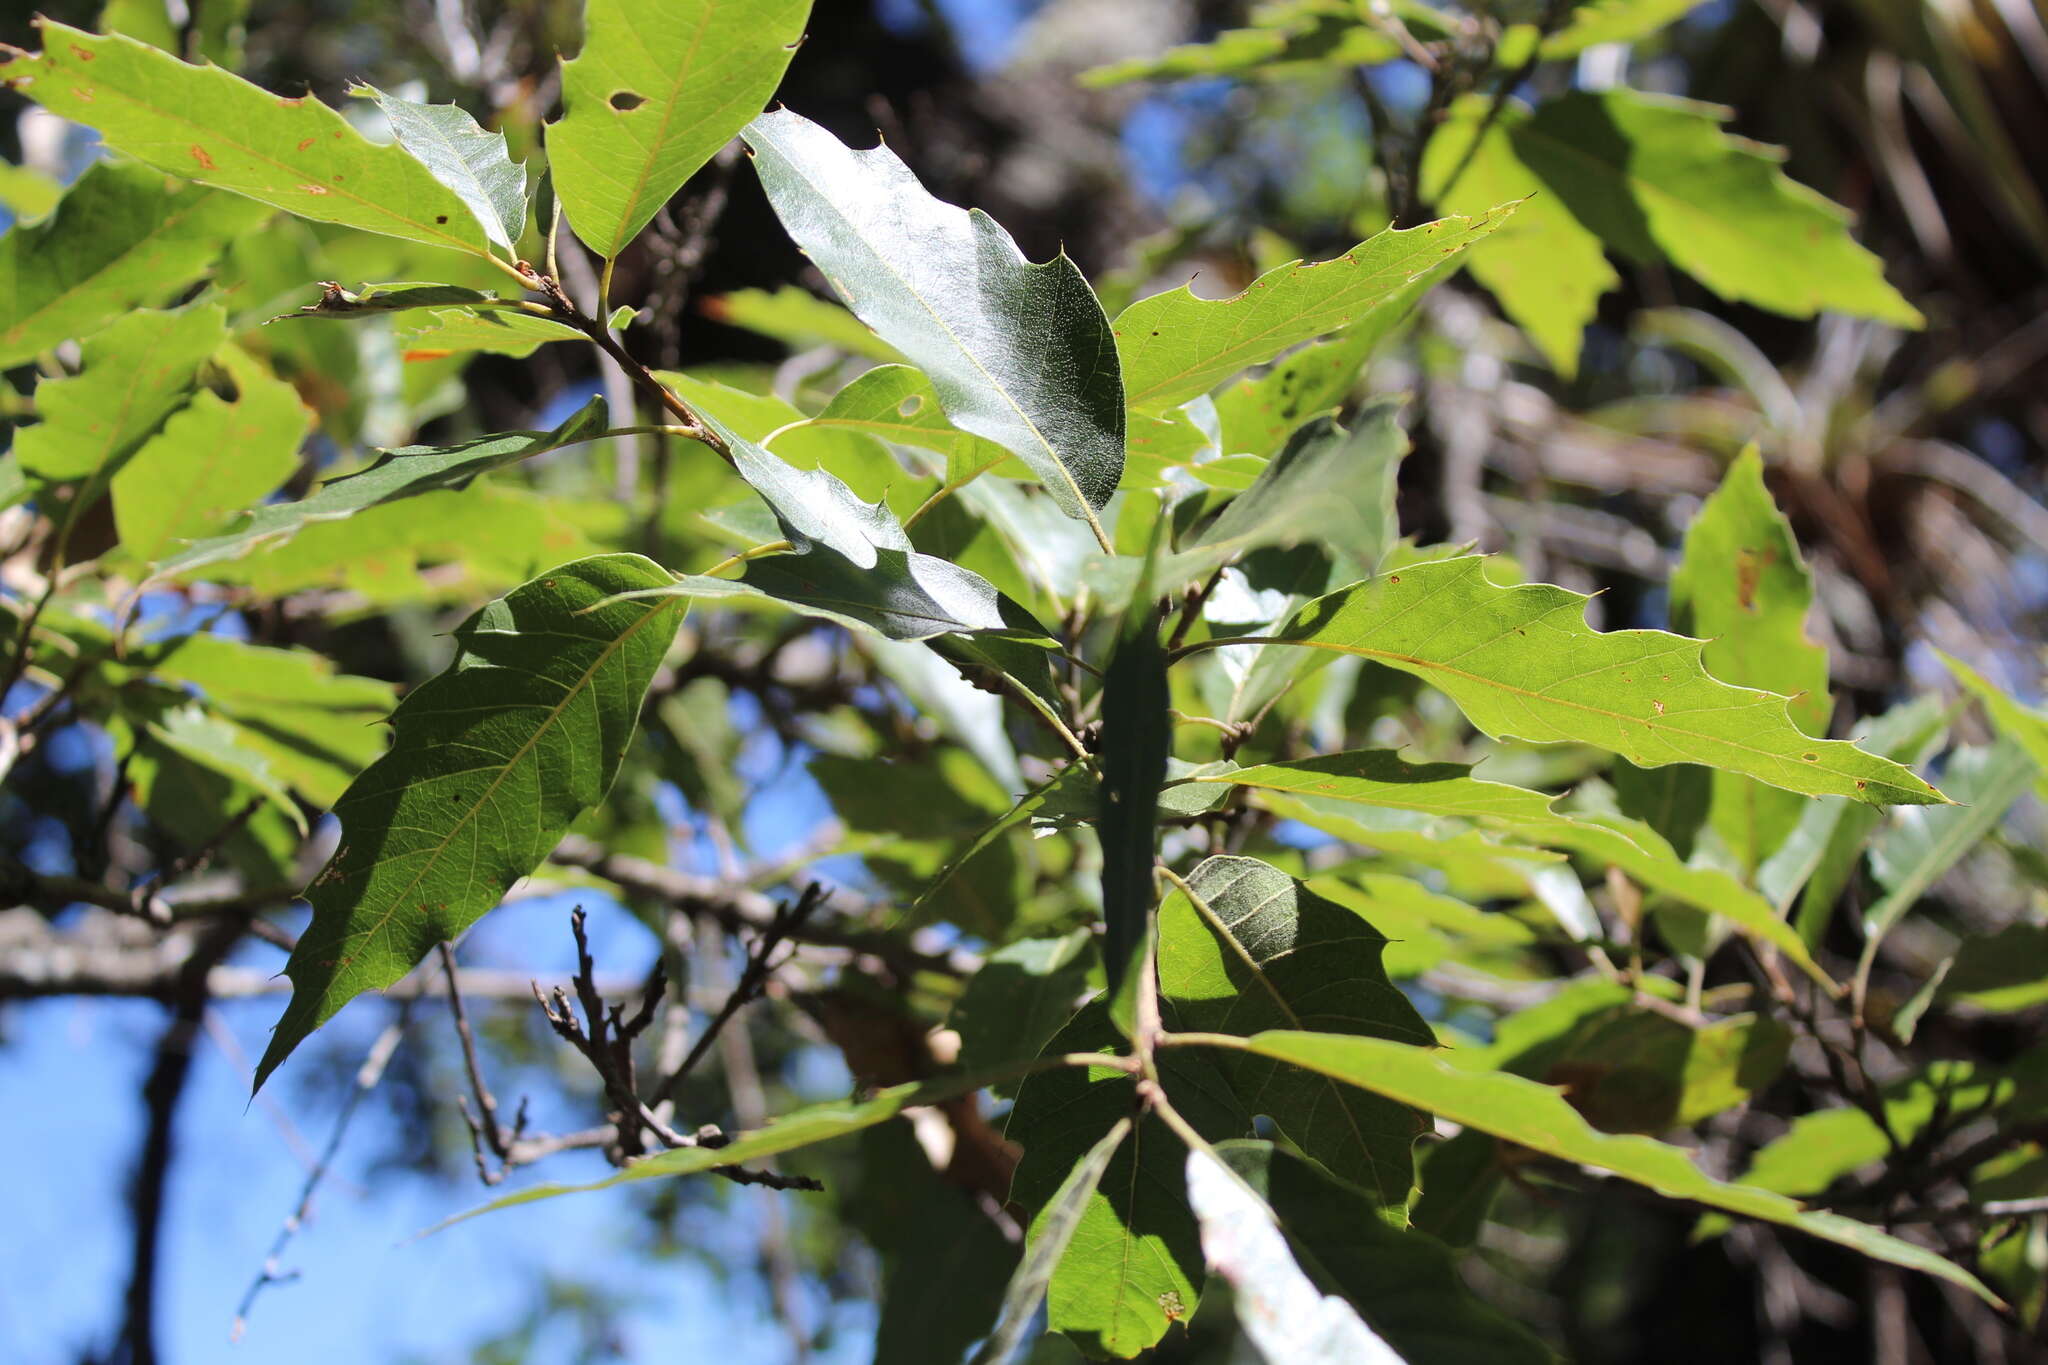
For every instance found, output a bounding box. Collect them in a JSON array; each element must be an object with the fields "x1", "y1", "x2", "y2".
[
  {"x1": 1098, "y1": 609, "x2": 1170, "y2": 993},
  {"x1": 254, "y1": 554, "x2": 684, "y2": 1089},
  {"x1": 269, "y1": 280, "x2": 499, "y2": 320},
  {"x1": 1205, "y1": 1030, "x2": 2000, "y2": 1304},
  {"x1": 743, "y1": 108, "x2": 1126, "y2": 529},
  {"x1": 111, "y1": 345, "x2": 312, "y2": 565},
  {"x1": 143, "y1": 701, "x2": 304, "y2": 834},
  {"x1": 950, "y1": 930, "x2": 1097, "y2": 1088},
  {"x1": 1249, "y1": 556, "x2": 1944, "y2": 804},
  {"x1": 1862, "y1": 740, "x2": 2036, "y2": 946},
  {"x1": 1541, "y1": 0, "x2": 1708, "y2": 55},
  {"x1": 1114, "y1": 208, "x2": 1513, "y2": 411},
  {"x1": 807, "y1": 363, "x2": 1018, "y2": 489},
  {"x1": 551, "y1": 0, "x2": 811, "y2": 258},
  {"x1": 1419, "y1": 96, "x2": 1616, "y2": 376},
  {"x1": 16, "y1": 302, "x2": 225, "y2": 484},
  {"x1": 143, "y1": 633, "x2": 396, "y2": 807},
  {"x1": 350, "y1": 84, "x2": 527, "y2": 249},
  {"x1": 1160, "y1": 855, "x2": 1432, "y2": 1212},
  {"x1": 156, "y1": 395, "x2": 608, "y2": 578},
  {"x1": 0, "y1": 159, "x2": 266, "y2": 367},
  {"x1": 1081, "y1": 9, "x2": 1397, "y2": 88},
  {"x1": 0, "y1": 22, "x2": 495, "y2": 255},
  {"x1": 1669, "y1": 446, "x2": 1831, "y2": 872},
  {"x1": 395, "y1": 307, "x2": 586, "y2": 358},
  {"x1": 699, "y1": 283, "x2": 907, "y2": 362}
]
